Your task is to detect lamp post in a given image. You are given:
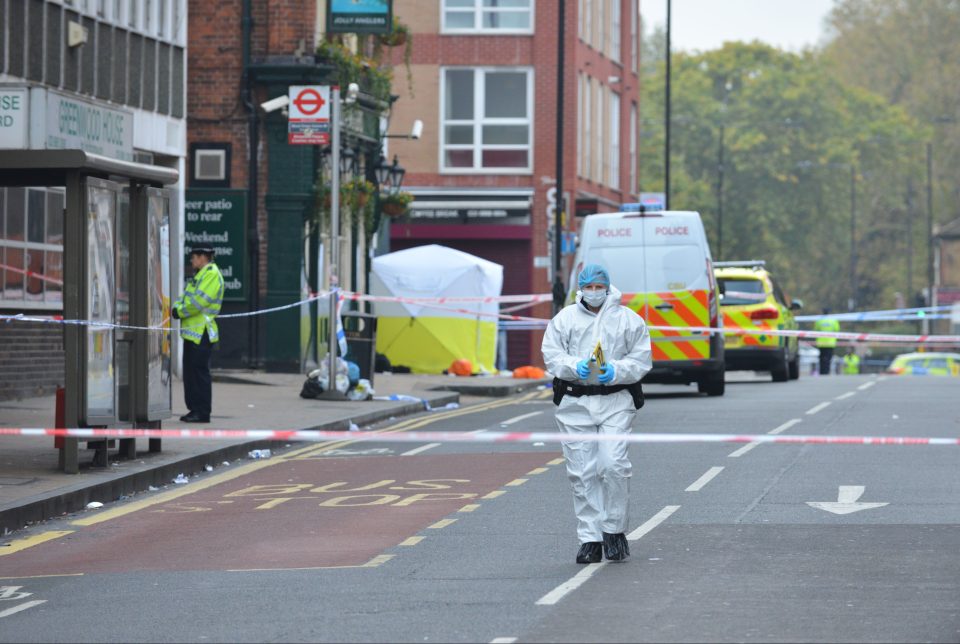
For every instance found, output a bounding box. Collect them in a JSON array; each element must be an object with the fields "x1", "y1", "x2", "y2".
[
  {"x1": 319, "y1": 86, "x2": 345, "y2": 400},
  {"x1": 849, "y1": 163, "x2": 857, "y2": 311},
  {"x1": 664, "y1": 0, "x2": 672, "y2": 209},
  {"x1": 552, "y1": 0, "x2": 567, "y2": 314}
]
